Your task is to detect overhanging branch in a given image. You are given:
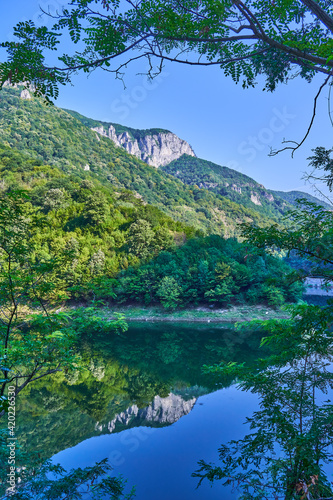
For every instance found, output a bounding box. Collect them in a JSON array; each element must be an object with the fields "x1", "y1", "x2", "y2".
[{"x1": 269, "y1": 74, "x2": 332, "y2": 157}]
